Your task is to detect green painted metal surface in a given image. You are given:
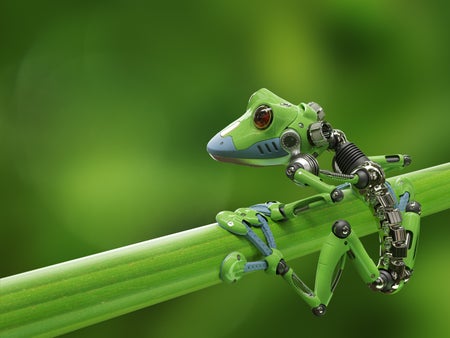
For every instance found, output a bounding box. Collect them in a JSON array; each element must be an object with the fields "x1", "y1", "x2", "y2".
[{"x1": 0, "y1": 163, "x2": 449, "y2": 337}]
